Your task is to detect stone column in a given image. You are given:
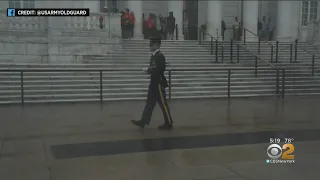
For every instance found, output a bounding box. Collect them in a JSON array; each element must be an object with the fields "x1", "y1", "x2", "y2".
[
  {"x1": 206, "y1": 1, "x2": 222, "y2": 41},
  {"x1": 276, "y1": 1, "x2": 297, "y2": 41},
  {"x1": 45, "y1": 1, "x2": 66, "y2": 63},
  {"x1": 243, "y1": 0, "x2": 259, "y2": 41},
  {"x1": 168, "y1": 0, "x2": 184, "y2": 40},
  {"x1": 127, "y1": 1, "x2": 143, "y2": 39}
]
